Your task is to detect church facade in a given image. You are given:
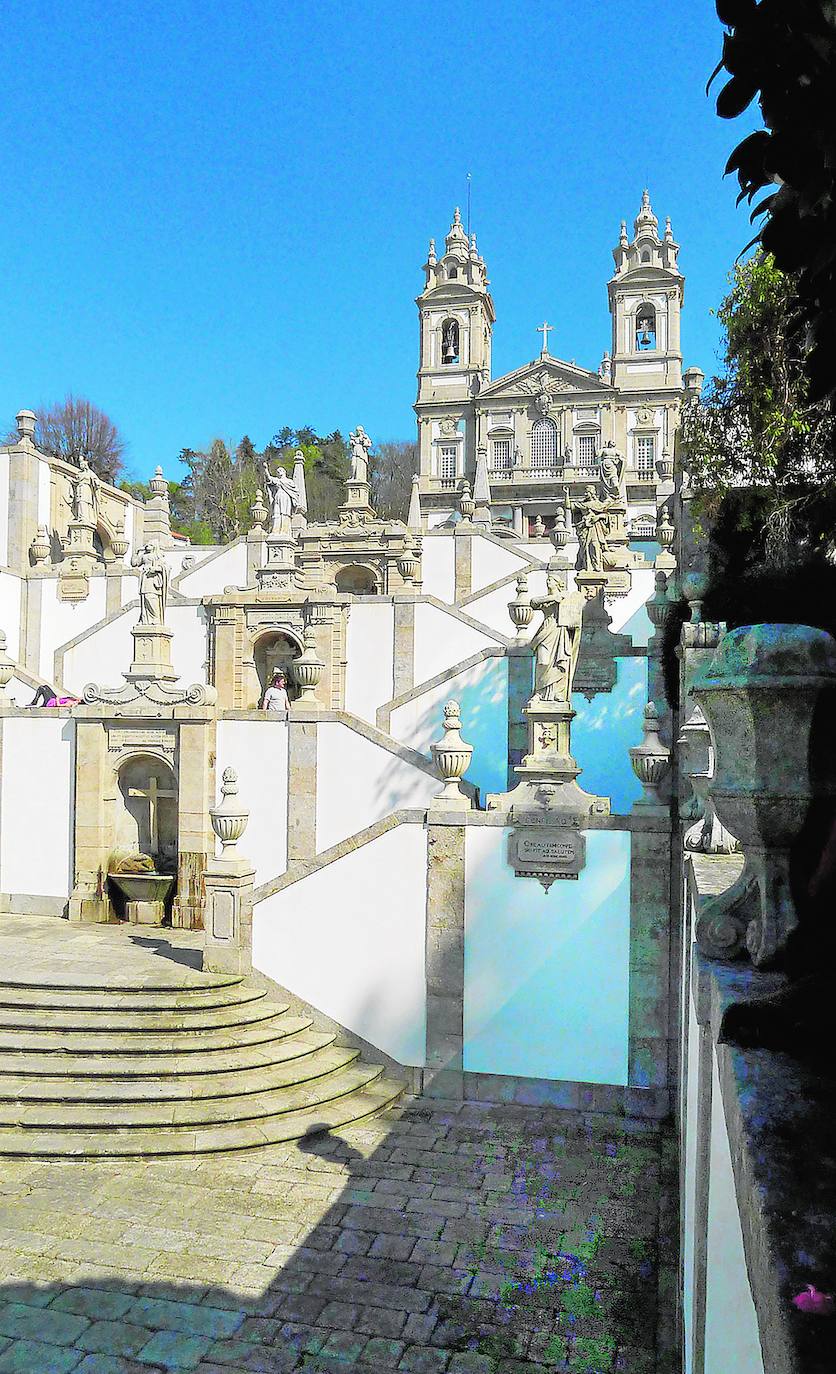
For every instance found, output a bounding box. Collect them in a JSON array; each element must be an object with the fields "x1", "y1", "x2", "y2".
[{"x1": 414, "y1": 191, "x2": 704, "y2": 535}]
